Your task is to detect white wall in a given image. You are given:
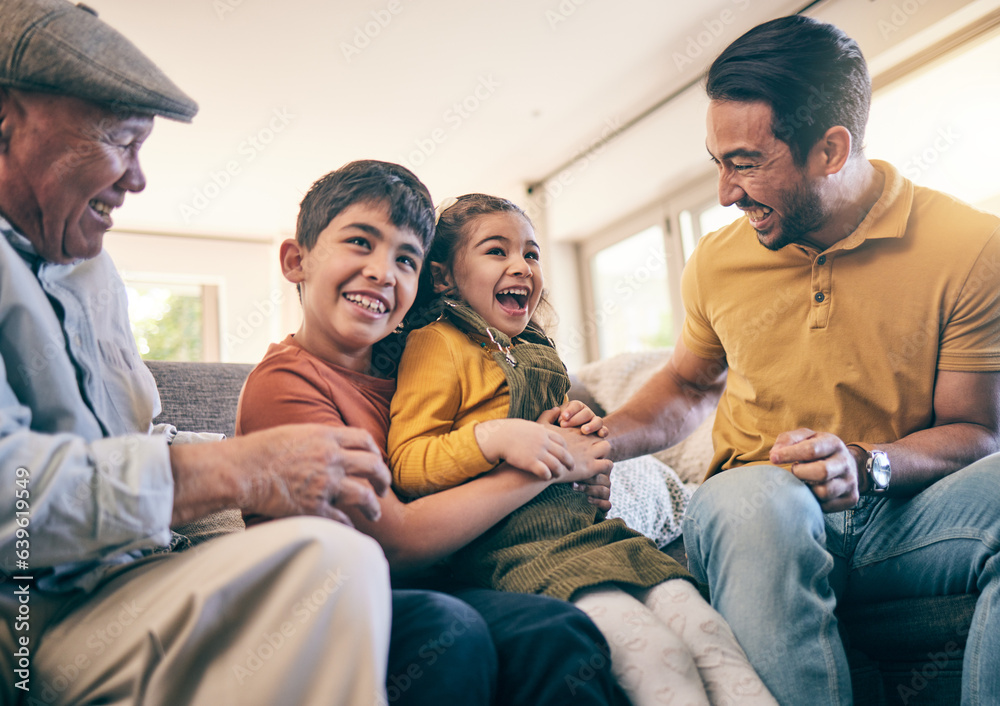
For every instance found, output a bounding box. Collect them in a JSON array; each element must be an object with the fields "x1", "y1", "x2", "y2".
[{"x1": 104, "y1": 231, "x2": 297, "y2": 363}]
